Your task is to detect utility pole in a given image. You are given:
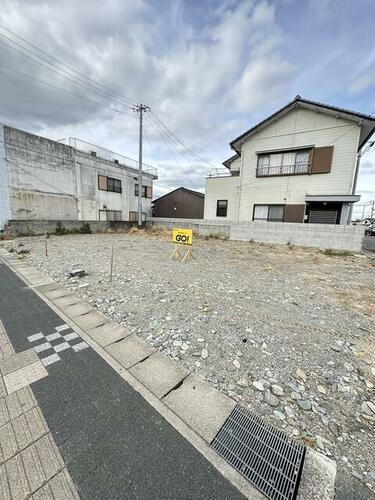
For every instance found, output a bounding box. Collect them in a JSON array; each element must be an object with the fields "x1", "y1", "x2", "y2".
[{"x1": 133, "y1": 104, "x2": 150, "y2": 227}]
